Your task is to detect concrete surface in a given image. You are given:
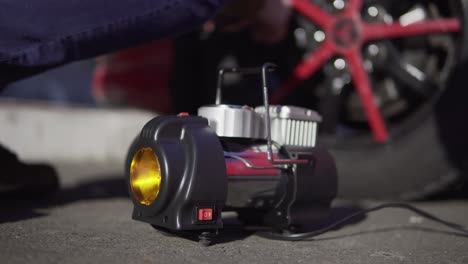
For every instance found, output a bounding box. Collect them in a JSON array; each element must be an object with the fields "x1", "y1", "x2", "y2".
[
  {"x1": 1, "y1": 100, "x2": 467, "y2": 263},
  {"x1": 0, "y1": 162, "x2": 467, "y2": 264}
]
